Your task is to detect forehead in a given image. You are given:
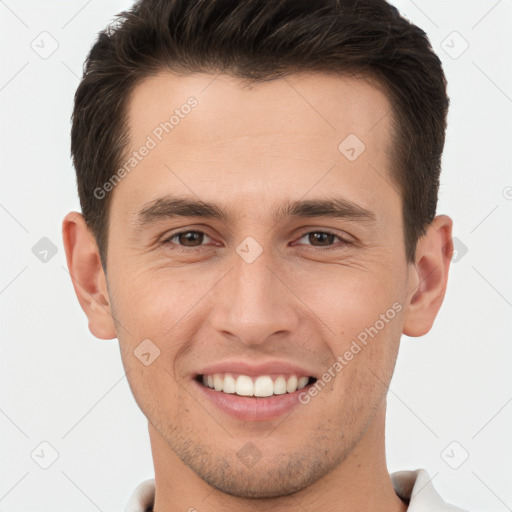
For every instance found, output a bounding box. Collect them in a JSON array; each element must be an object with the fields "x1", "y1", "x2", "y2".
[
  {"x1": 113, "y1": 70, "x2": 397, "y2": 222},
  {"x1": 126, "y1": 70, "x2": 393, "y2": 146}
]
